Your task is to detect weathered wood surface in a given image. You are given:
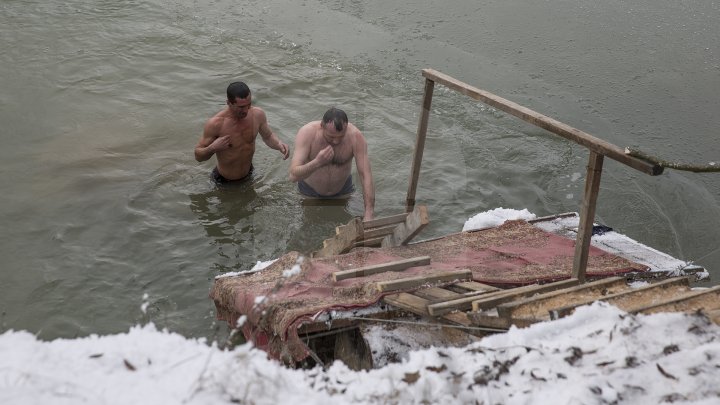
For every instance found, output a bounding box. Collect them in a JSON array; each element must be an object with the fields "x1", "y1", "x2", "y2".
[
  {"x1": 496, "y1": 277, "x2": 628, "y2": 320},
  {"x1": 363, "y1": 213, "x2": 409, "y2": 229},
  {"x1": 383, "y1": 292, "x2": 431, "y2": 317},
  {"x1": 381, "y1": 205, "x2": 429, "y2": 248},
  {"x1": 629, "y1": 285, "x2": 720, "y2": 315},
  {"x1": 573, "y1": 151, "x2": 604, "y2": 282},
  {"x1": 332, "y1": 256, "x2": 431, "y2": 282},
  {"x1": 453, "y1": 281, "x2": 500, "y2": 293},
  {"x1": 375, "y1": 269, "x2": 472, "y2": 292},
  {"x1": 405, "y1": 78, "x2": 435, "y2": 212},
  {"x1": 313, "y1": 218, "x2": 363, "y2": 258},
  {"x1": 549, "y1": 277, "x2": 691, "y2": 319},
  {"x1": 427, "y1": 279, "x2": 579, "y2": 316}
]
